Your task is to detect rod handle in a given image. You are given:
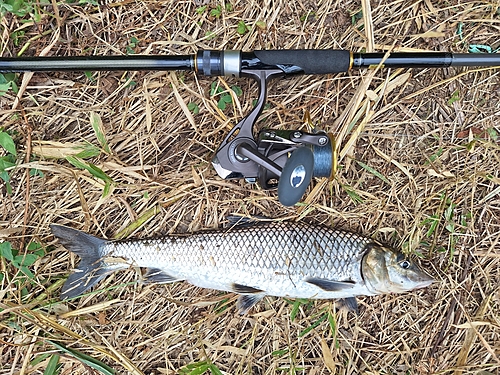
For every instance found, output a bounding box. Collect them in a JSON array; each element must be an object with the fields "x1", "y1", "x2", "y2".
[{"x1": 253, "y1": 49, "x2": 351, "y2": 74}]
